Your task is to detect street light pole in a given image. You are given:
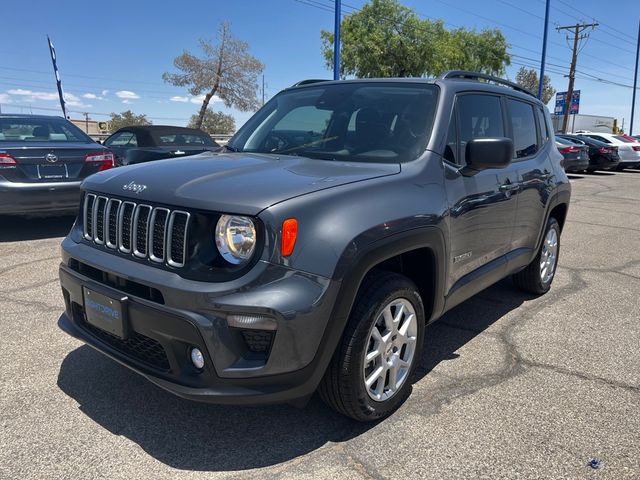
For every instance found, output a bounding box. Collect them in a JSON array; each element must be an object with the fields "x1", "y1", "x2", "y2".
[
  {"x1": 333, "y1": 0, "x2": 341, "y2": 80},
  {"x1": 630, "y1": 18, "x2": 640, "y2": 136},
  {"x1": 538, "y1": 0, "x2": 550, "y2": 100}
]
